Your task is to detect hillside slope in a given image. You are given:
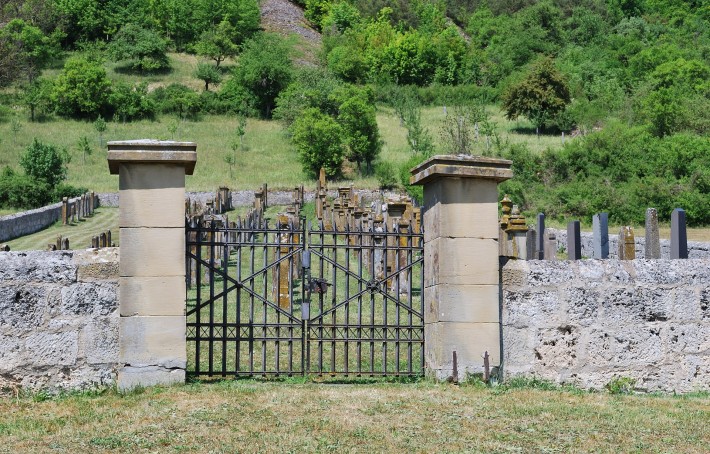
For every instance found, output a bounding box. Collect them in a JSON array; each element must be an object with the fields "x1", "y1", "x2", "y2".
[{"x1": 260, "y1": 0, "x2": 322, "y2": 64}]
